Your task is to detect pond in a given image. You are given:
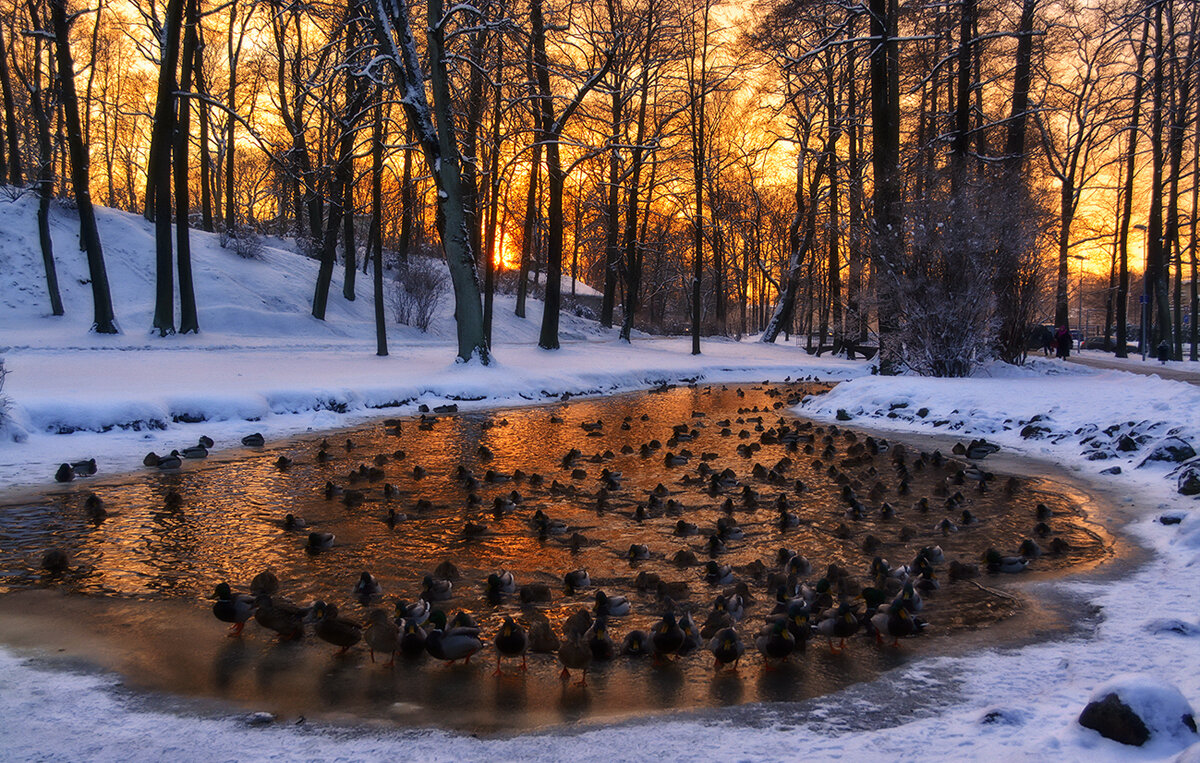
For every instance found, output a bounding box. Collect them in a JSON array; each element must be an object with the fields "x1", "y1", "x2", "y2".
[{"x1": 0, "y1": 382, "x2": 1111, "y2": 733}]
